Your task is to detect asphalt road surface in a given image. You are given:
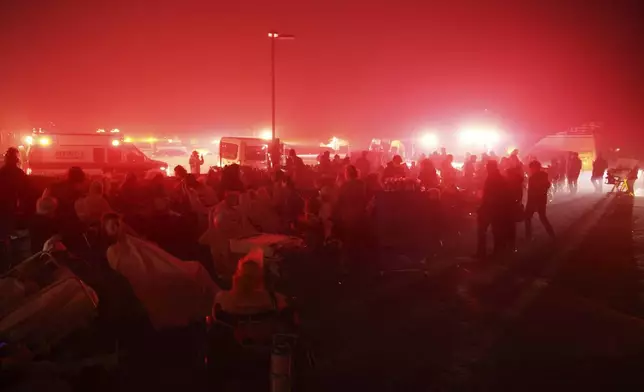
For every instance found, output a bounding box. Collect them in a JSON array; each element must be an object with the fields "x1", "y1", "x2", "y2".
[{"x1": 298, "y1": 193, "x2": 644, "y2": 391}]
